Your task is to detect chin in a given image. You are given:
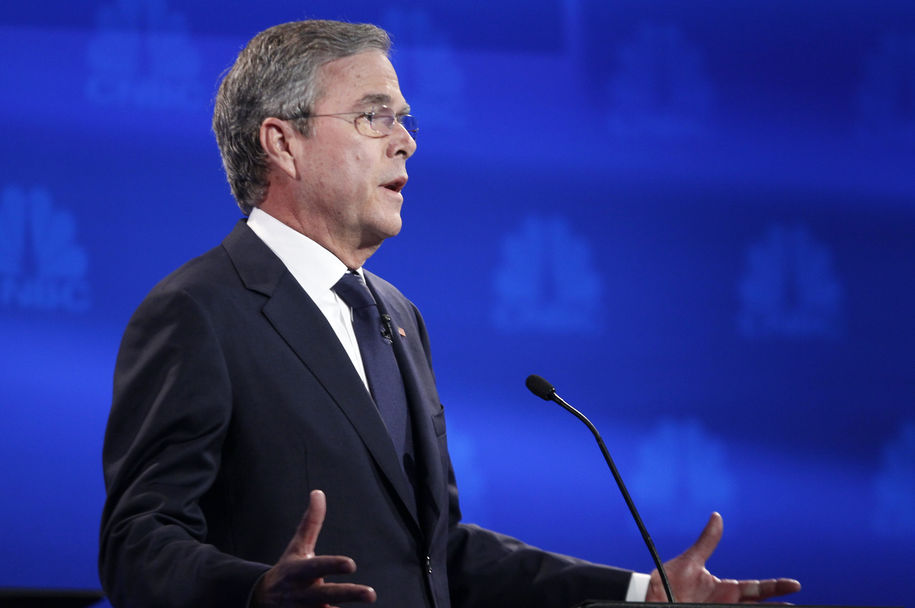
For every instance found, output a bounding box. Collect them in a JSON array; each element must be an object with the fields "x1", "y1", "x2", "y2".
[
  {"x1": 365, "y1": 217, "x2": 402, "y2": 246},
  {"x1": 383, "y1": 220, "x2": 403, "y2": 239},
  {"x1": 381, "y1": 211, "x2": 403, "y2": 237}
]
